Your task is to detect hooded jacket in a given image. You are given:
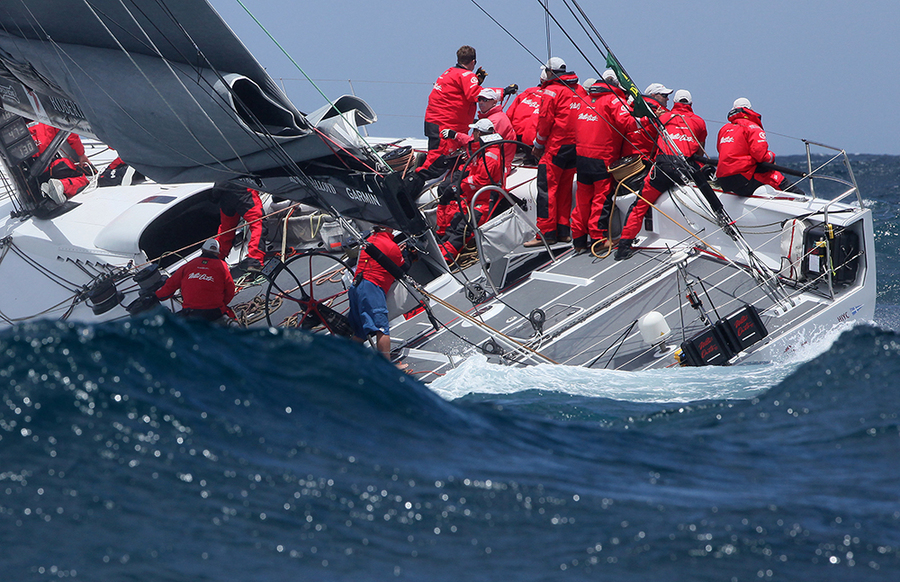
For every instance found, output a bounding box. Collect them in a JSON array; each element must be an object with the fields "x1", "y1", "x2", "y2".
[
  {"x1": 716, "y1": 107, "x2": 775, "y2": 179},
  {"x1": 573, "y1": 82, "x2": 632, "y2": 164},
  {"x1": 156, "y1": 255, "x2": 235, "y2": 311},
  {"x1": 505, "y1": 85, "x2": 543, "y2": 149},
  {"x1": 533, "y1": 71, "x2": 585, "y2": 154}
]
